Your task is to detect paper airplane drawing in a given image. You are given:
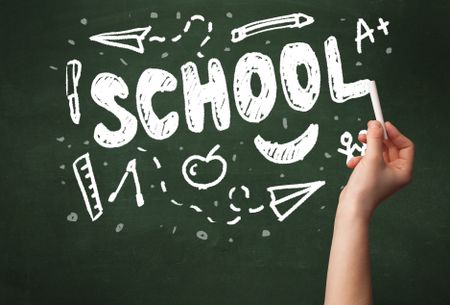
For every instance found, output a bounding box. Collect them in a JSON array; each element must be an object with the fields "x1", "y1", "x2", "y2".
[
  {"x1": 267, "y1": 181, "x2": 325, "y2": 222},
  {"x1": 89, "y1": 26, "x2": 152, "y2": 54}
]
